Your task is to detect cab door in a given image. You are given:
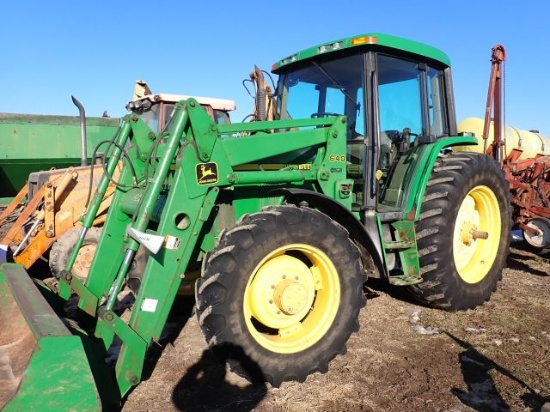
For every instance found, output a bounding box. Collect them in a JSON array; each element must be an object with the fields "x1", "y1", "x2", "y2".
[{"x1": 373, "y1": 53, "x2": 450, "y2": 214}]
